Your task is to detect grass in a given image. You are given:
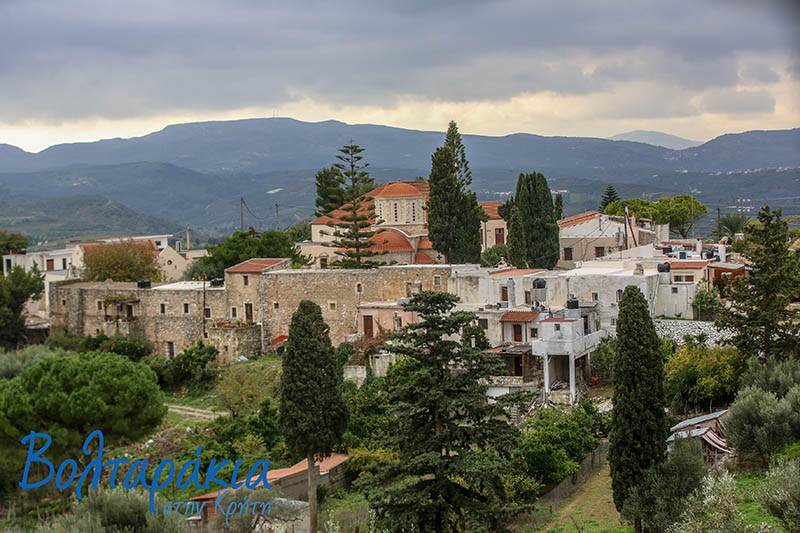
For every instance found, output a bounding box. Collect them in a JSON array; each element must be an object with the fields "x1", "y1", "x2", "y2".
[
  {"x1": 319, "y1": 490, "x2": 370, "y2": 532},
  {"x1": 733, "y1": 472, "x2": 784, "y2": 531},
  {"x1": 516, "y1": 463, "x2": 632, "y2": 533}
]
